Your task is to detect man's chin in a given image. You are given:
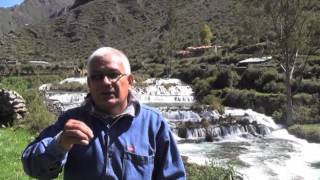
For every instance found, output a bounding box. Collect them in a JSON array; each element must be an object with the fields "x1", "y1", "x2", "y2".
[{"x1": 97, "y1": 100, "x2": 118, "y2": 110}]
